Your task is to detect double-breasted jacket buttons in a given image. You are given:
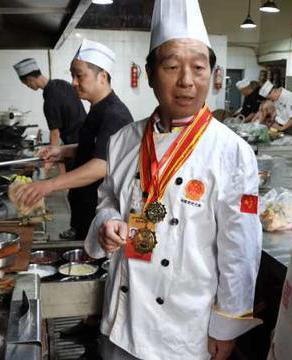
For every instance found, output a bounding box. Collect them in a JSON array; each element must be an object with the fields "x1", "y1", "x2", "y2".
[
  {"x1": 175, "y1": 177, "x2": 183, "y2": 185},
  {"x1": 156, "y1": 297, "x2": 164, "y2": 305},
  {"x1": 170, "y1": 218, "x2": 179, "y2": 226},
  {"x1": 161, "y1": 259, "x2": 170, "y2": 267}
]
